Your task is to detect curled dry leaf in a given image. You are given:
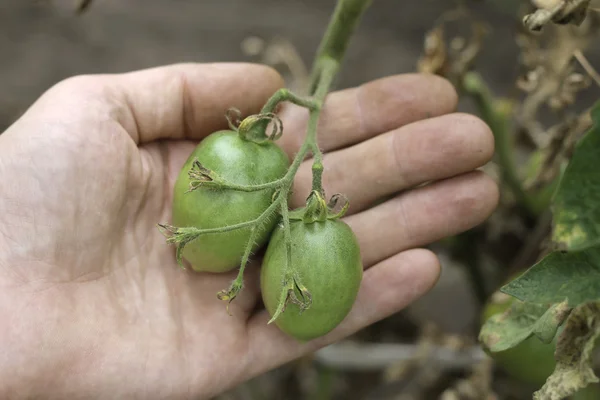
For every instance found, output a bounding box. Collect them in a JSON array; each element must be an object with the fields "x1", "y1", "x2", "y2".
[
  {"x1": 416, "y1": 8, "x2": 488, "y2": 86},
  {"x1": 534, "y1": 301, "x2": 600, "y2": 400},
  {"x1": 479, "y1": 299, "x2": 571, "y2": 352},
  {"x1": 525, "y1": 0, "x2": 592, "y2": 31}
]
